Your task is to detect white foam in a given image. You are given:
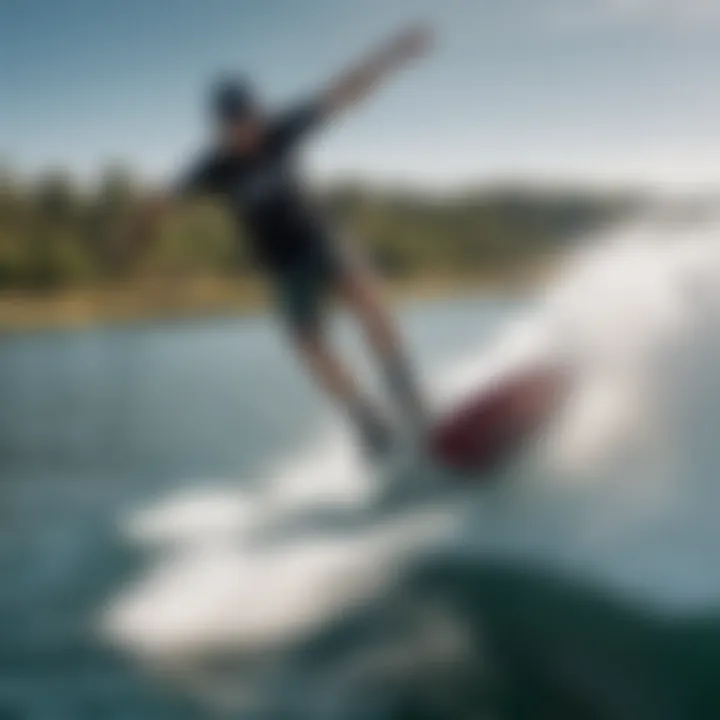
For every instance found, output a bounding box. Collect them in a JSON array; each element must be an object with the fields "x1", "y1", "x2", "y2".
[
  {"x1": 105, "y1": 212, "x2": 720, "y2": 666},
  {"x1": 107, "y1": 502, "x2": 455, "y2": 660}
]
